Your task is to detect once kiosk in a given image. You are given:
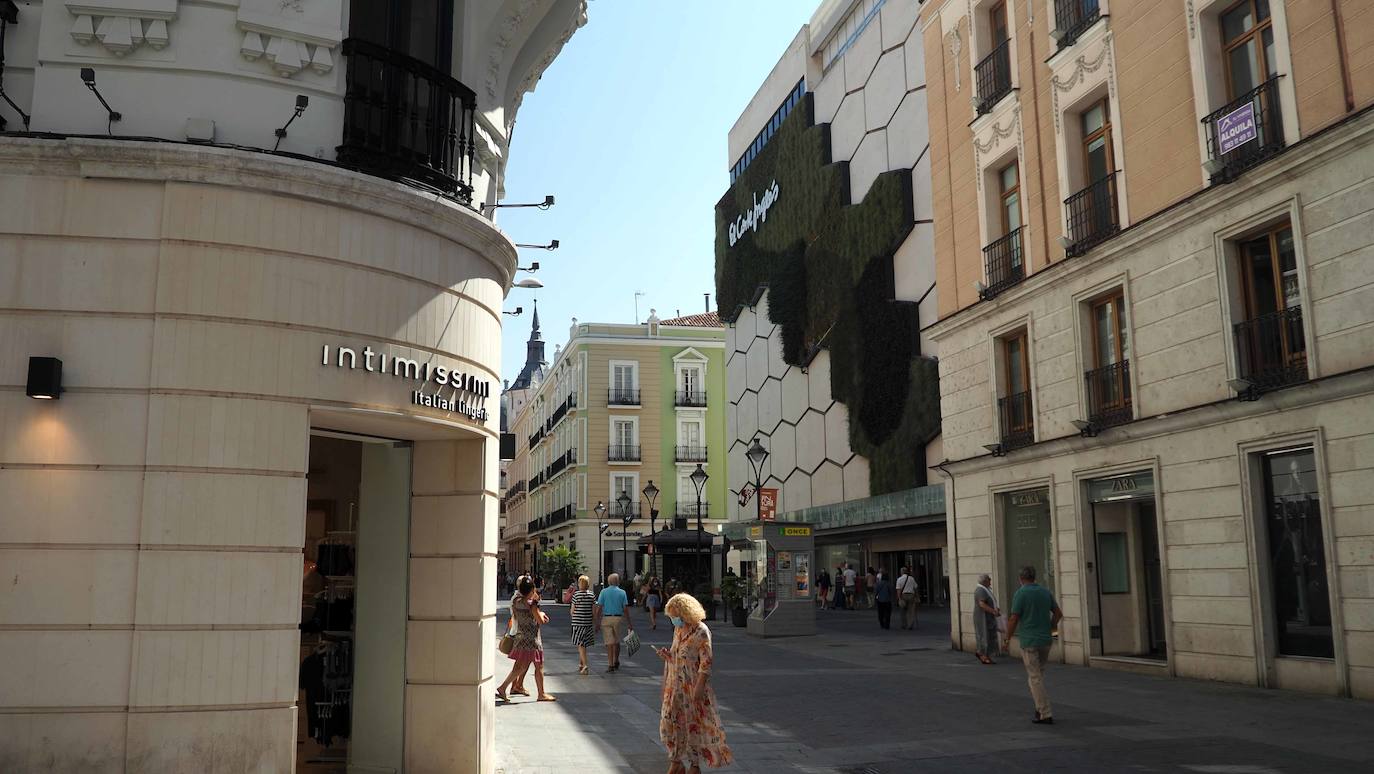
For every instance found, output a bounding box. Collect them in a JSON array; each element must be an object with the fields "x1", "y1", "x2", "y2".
[{"x1": 738, "y1": 521, "x2": 815, "y2": 637}]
